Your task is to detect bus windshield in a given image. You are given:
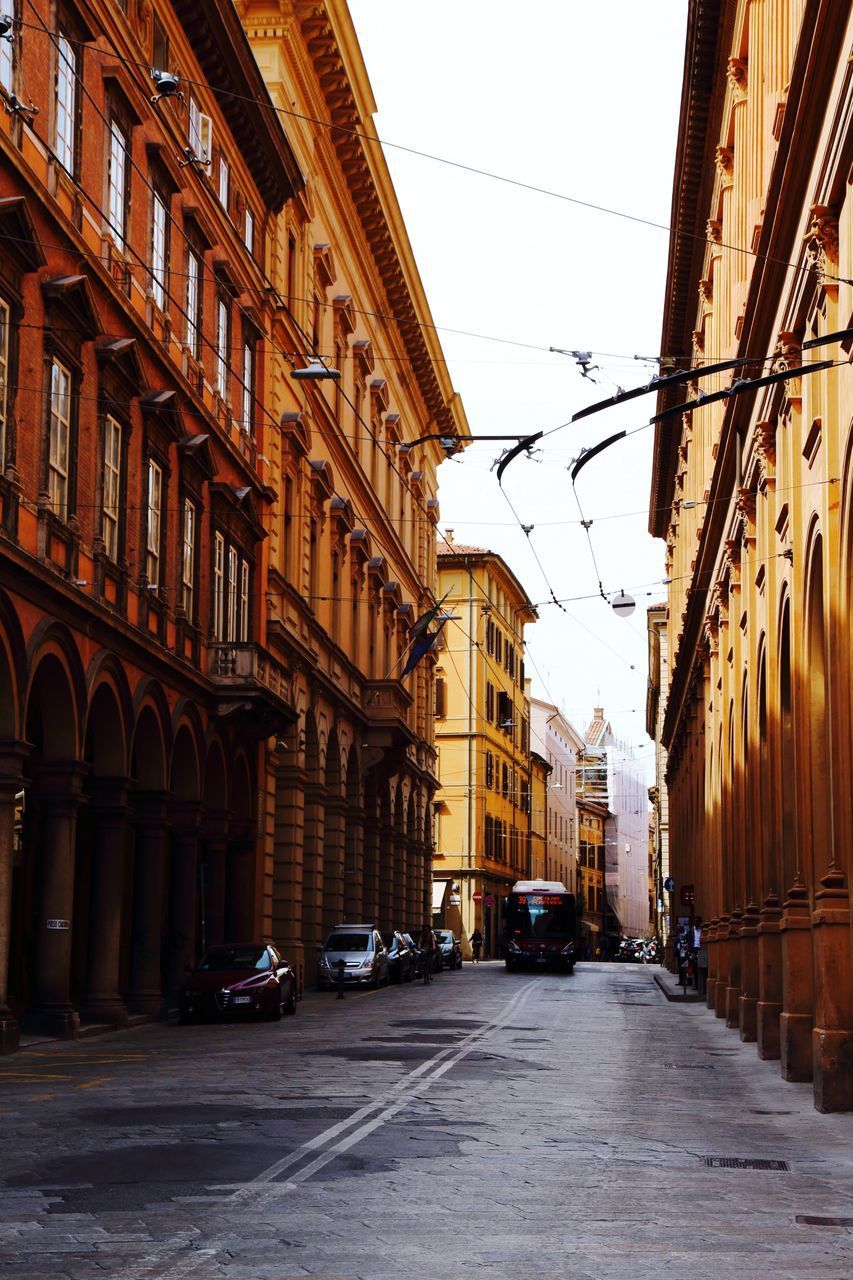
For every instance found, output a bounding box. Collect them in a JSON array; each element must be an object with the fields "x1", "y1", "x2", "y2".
[{"x1": 506, "y1": 893, "x2": 575, "y2": 939}]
